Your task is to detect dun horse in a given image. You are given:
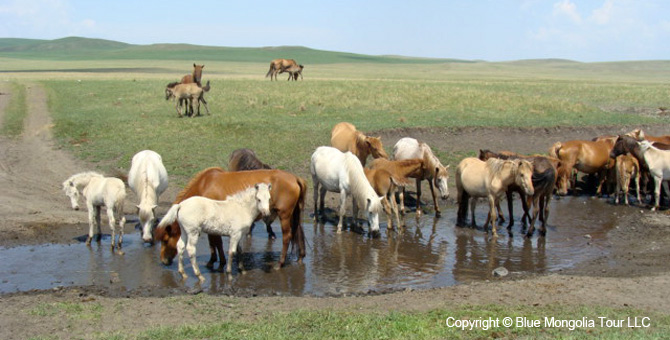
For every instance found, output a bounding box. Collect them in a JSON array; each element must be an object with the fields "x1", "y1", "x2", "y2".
[
  {"x1": 456, "y1": 158, "x2": 534, "y2": 237},
  {"x1": 165, "y1": 81, "x2": 211, "y2": 117},
  {"x1": 154, "y1": 167, "x2": 306, "y2": 270},
  {"x1": 265, "y1": 59, "x2": 298, "y2": 81},
  {"x1": 393, "y1": 137, "x2": 449, "y2": 217},
  {"x1": 128, "y1": 150, "x2": 168, "y2": 243},
  {"x1": 613, "y1": 154, "x2": 641, "y2": 206},
  {"x1": 62, "y1": 172, "x2": 126, "y2": 249},
  {"x1": 157, "y1": 184, "x2": 271, "y2": 280},
  {"x1": 330, "y1": 122, "x2": 388, "y2": 166}
]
